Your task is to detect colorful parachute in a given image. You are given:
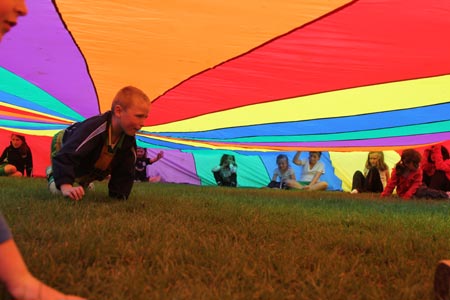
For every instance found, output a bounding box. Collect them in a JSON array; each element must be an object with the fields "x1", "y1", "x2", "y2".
[{"x1": 1, "y1": 0, "x2": 449, "y2": 190}]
